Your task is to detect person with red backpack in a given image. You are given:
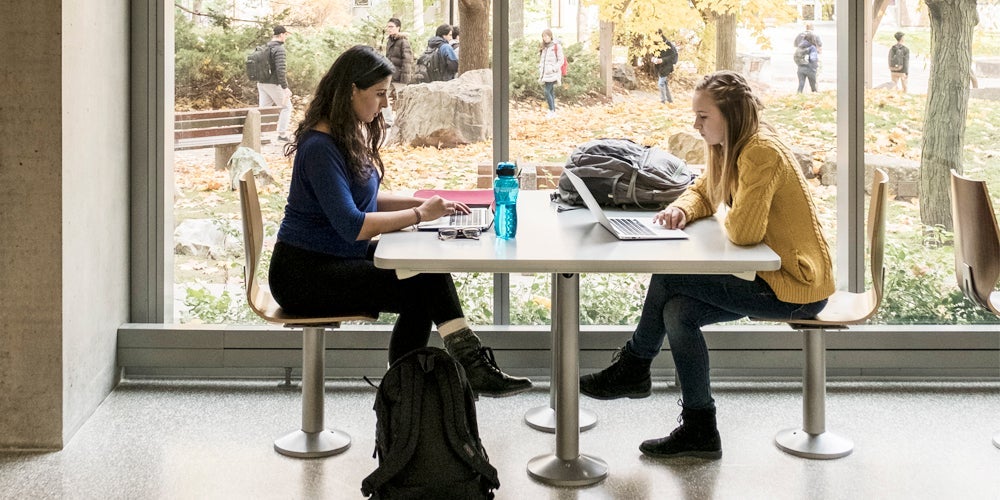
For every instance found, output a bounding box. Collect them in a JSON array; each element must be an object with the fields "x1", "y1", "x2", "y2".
[{"x1": 538, "y1": 28, "x2": 565, "y2": 118}]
